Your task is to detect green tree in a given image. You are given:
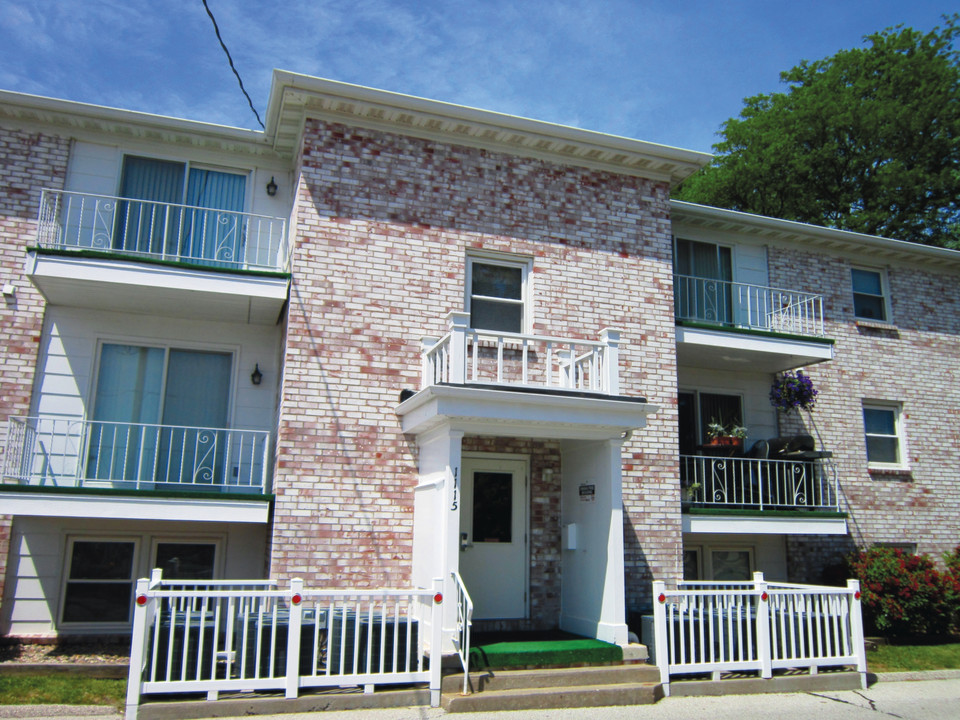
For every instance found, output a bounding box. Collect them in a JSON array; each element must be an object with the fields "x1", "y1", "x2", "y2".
[{"x1": 676, "y1": 16, "x2": 960, "y2": 248}]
